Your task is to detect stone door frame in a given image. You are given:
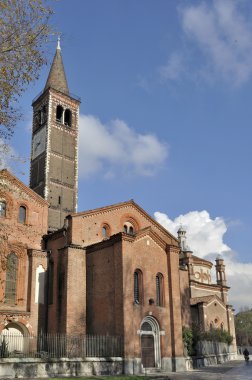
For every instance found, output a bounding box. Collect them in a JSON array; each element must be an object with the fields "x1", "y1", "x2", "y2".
[{"x1": 139, "y1": 316, "x2": 161, "y2": 369}]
